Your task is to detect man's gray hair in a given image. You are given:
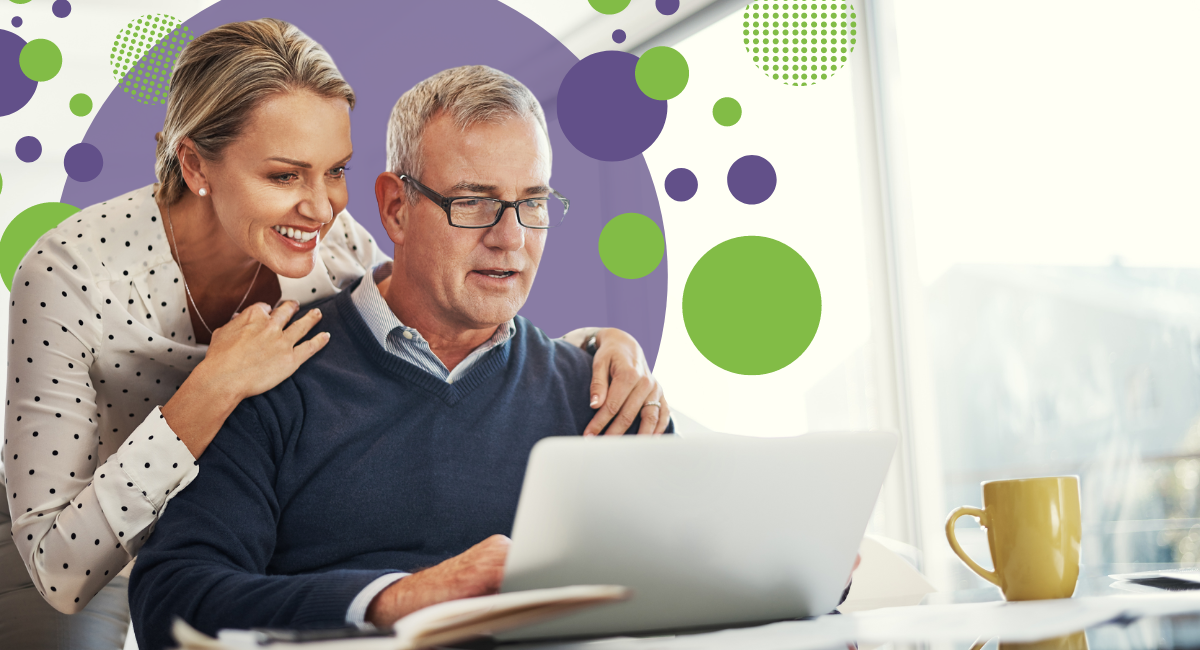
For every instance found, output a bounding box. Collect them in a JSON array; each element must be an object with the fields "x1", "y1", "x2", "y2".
[{"x1": 386, "y1": 65, "x2": 551, "y2": 204}]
